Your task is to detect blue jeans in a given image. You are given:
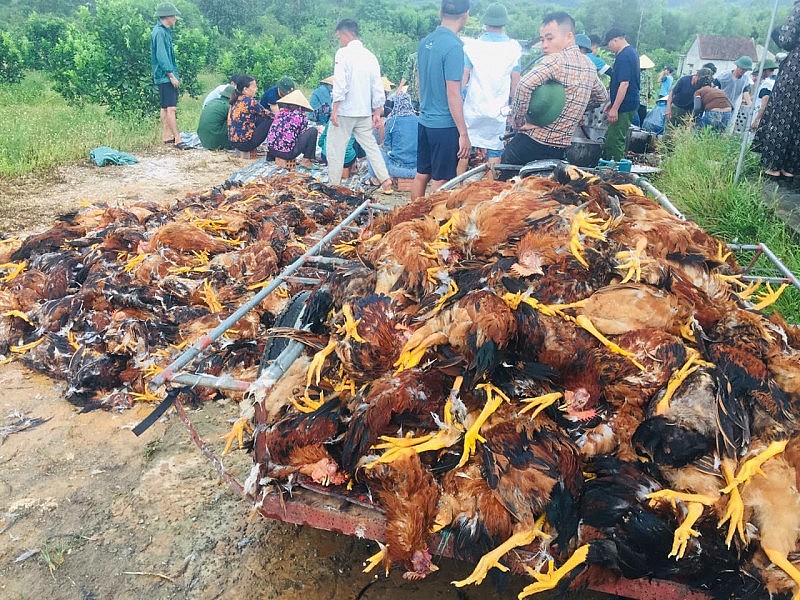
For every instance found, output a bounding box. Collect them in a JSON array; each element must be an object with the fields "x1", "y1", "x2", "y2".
[{"x1": 697, "y1": 111, "x2": 731, "y2": 132}]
